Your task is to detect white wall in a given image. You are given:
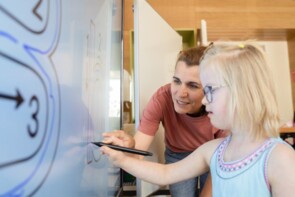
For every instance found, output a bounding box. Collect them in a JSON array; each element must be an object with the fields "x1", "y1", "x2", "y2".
[
  {"x1": 262, "y1": 41, "x2": 293, "y2": 124},
  {"x1": 134, "y1": 0, "x2": 182, "y2": 196}
]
